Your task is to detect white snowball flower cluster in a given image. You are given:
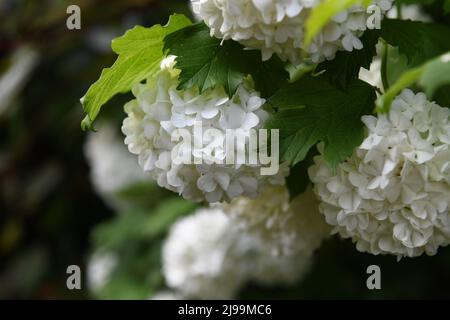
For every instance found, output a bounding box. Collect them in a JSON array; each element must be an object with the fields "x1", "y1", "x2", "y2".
[
  {"x1": 122, "y1": 56, "x2": 288, "y2": 203},
  {"x1": 309, "y1": 89, "x2": 450, "y2": 258},
  {"x1": 191, "y1": 0, "x2": 393, "y2": 64},
  {"x1": 162, "y1": 207, "x2": 245, "y2": 299},
  {"x1": 84, "y1": 122, "x2": 148, "y2": 210},
  {"x1": 162, "y1": 207, "x2": 314, "y2": 299},
  {"x1": 221, "y1": 185, "x2": 330, "y2": 256}
]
